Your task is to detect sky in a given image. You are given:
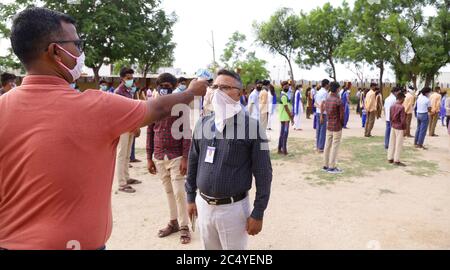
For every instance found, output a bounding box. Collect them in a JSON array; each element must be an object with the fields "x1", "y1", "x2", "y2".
[
  {"x1": 160, "y1": 0, "x2": 449, "y2": 82},
  {"x1": 1, "y1": 0, "x2": 448, "y2": 81}
]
